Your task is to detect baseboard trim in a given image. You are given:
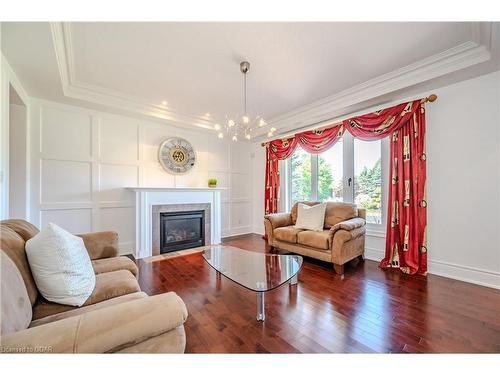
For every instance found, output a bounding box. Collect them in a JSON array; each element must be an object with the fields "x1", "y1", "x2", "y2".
[
  {"x1": 427, "y1": 259, "x2": 500, "y2": 290},
  {"x1": 364, "y1": 246, "x2": 499, "y2": 289},
  {"x1": 252, "y1": 226, "x2": 265, "y2": 236},
  {"x1": 118, "y1": 241, "x2": 134, "y2": 256},
  {"x1": 364, "y1": 247, "x2": 385, "y2": 262},
  {"x1": 222, "y1": 226, "x2": 252, "y2": 238}
]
